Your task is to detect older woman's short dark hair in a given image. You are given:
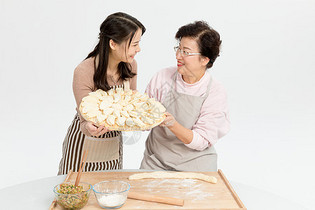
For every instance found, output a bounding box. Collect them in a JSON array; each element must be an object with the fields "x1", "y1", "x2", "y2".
[{"x1": 175, "y1": 21, "x2": 221, "y2": 68}]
